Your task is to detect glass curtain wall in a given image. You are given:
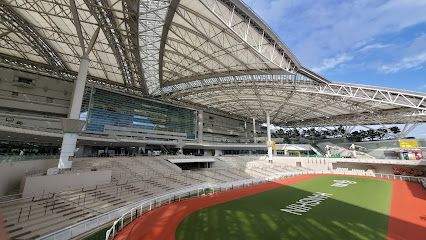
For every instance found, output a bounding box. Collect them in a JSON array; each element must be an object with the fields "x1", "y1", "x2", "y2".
[{"x1": 81, "y1": 87, "x2": 197, "y2": 139}]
